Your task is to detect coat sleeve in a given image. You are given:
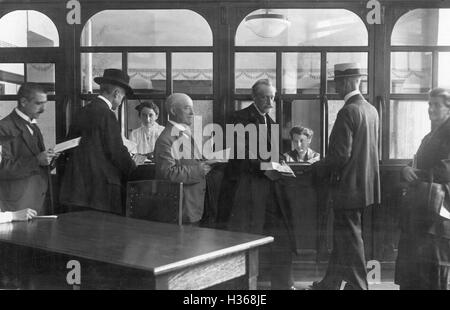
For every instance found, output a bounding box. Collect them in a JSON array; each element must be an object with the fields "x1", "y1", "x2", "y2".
[
  {"x1": 154, "y1": 136, "x2": 205, "y2": 185},
  {"x1": 101, "y1": 113, "x2": 136, "y2": 177},
  {"x1": 0, "y1": 126, "x2": 41, "y2": 180}
]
